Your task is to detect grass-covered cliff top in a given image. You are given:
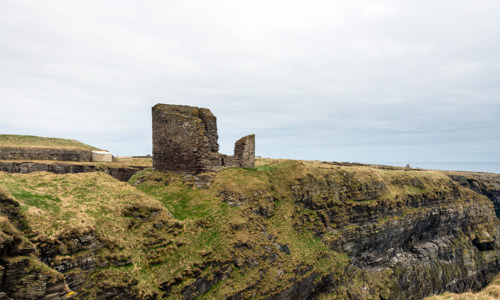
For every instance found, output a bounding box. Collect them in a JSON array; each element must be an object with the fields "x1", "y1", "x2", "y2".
[
  {"x1": 114, "y1": 156, "x2": 153, "y2": 167},
  {"x1": 0, "y1": 158, "x2": 497, "y2": 298},
  {"x1": 0, "y1": 134, "x2": 102, "y2": 151}
]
